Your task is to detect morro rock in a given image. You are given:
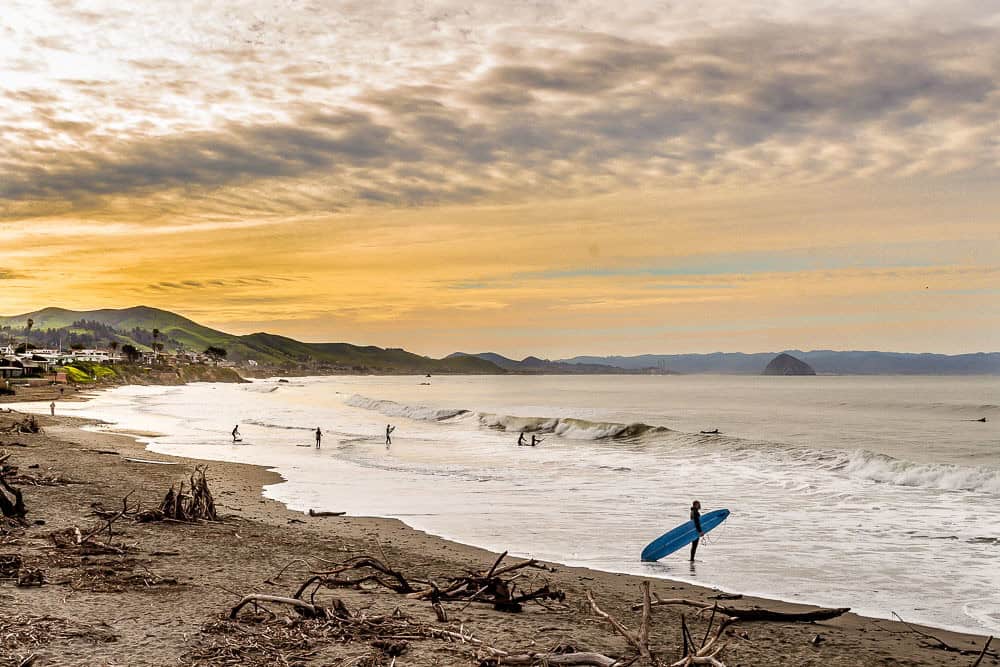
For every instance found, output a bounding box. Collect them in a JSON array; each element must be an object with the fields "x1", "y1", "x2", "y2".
[{"x1": 763, "y1": 353, "x2": 816, "y2": 376}]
